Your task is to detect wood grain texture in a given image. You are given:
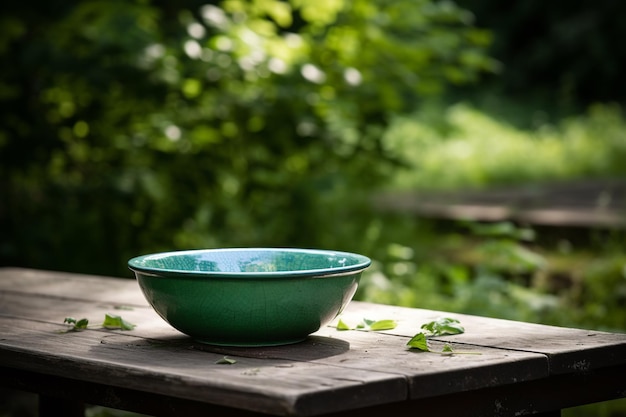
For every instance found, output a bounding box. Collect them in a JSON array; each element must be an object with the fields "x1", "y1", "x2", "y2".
[
  {"x1": 336, "y1": 301, "x2": 626, "y2": 373},
  {"x1": 1, "y1": 267, "x2": 626, "y2": 417}
]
